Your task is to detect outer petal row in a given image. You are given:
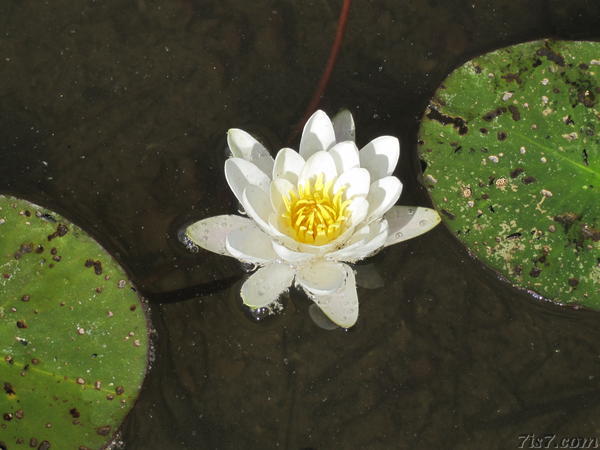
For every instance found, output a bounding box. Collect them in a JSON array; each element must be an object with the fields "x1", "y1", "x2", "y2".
[
  {"x1": 227, "y1": 128, "x2": 274, "y2": 177},
  {"x1": 383, "y1": 206, "x2": 441, "y2": 247}
]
